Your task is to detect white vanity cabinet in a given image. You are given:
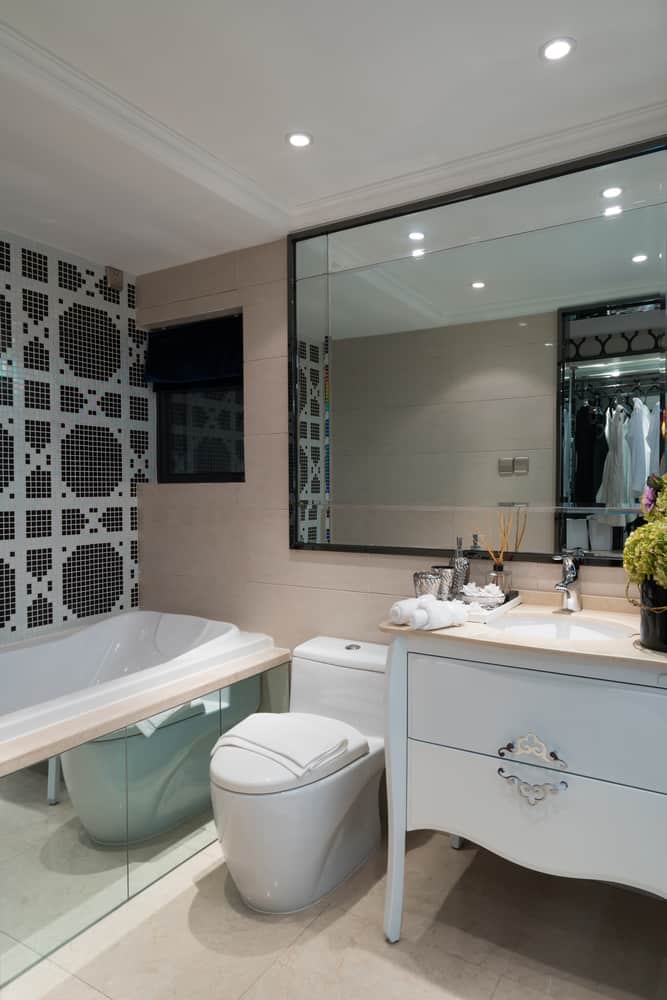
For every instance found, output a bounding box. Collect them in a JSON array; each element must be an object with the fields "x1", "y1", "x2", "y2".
[{"x1": 383, "y1": 626, "x2": 667, "y2": 944}]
